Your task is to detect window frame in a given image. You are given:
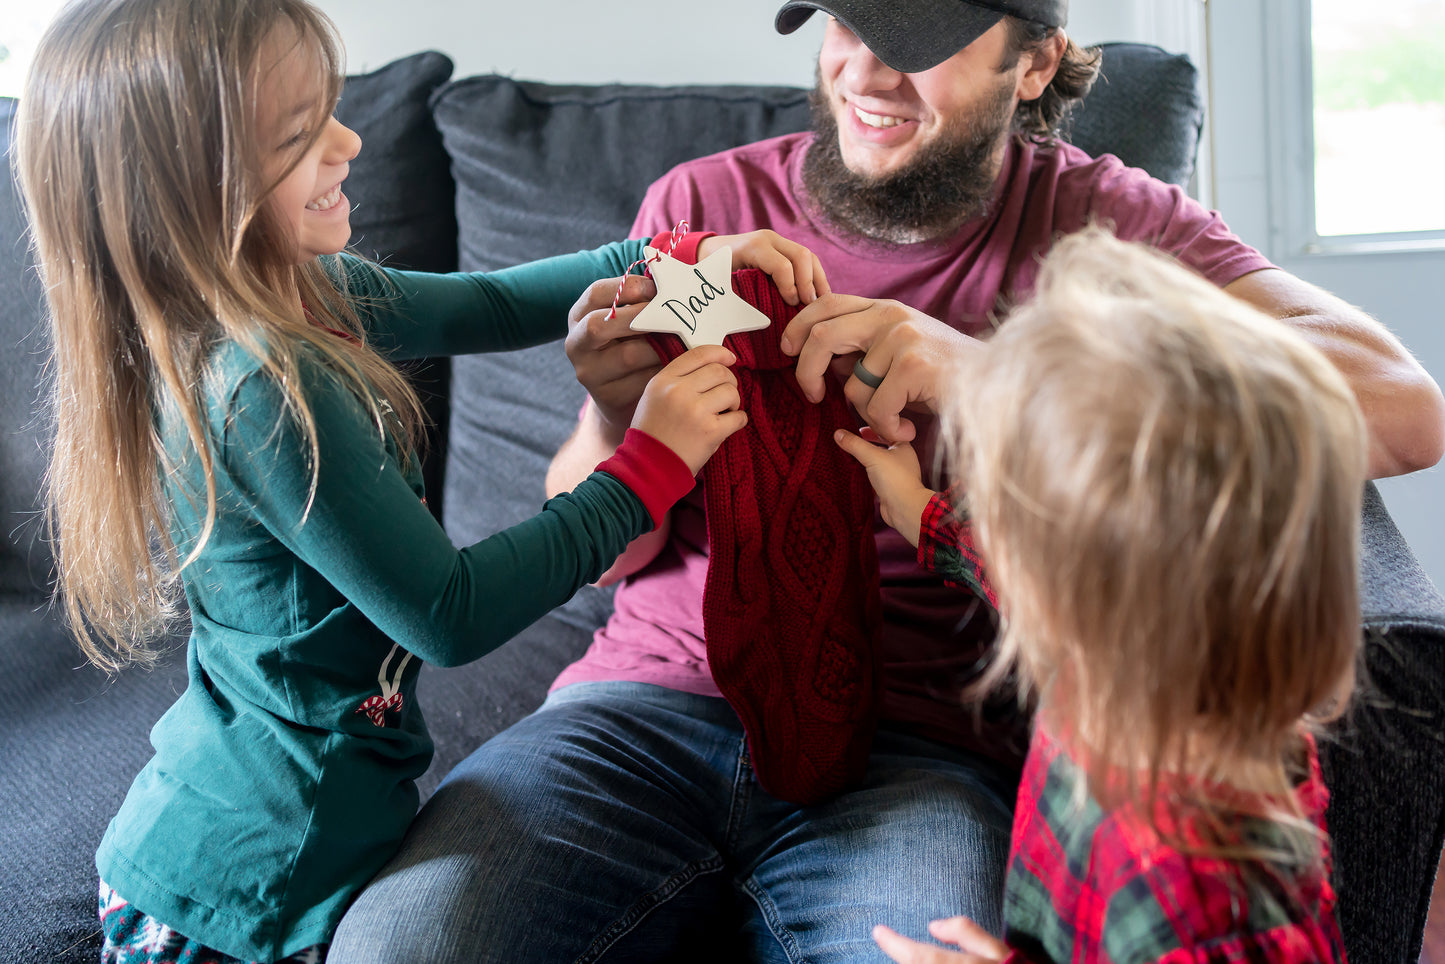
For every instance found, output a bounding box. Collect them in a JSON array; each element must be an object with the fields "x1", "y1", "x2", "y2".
[{"x1": 1263, "y1": 0, "x2": 1445, "y2": 256}]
